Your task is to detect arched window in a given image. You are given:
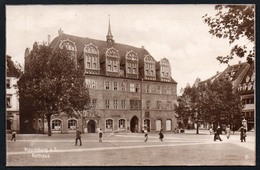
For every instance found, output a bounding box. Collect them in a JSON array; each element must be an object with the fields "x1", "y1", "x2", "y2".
[
  {"x1": 38, "y1": 119, "x2": 43, "y2": 129},
  {"x1": 106, "y1": 48, "x2": 119, "y2": 73},
  {"x1": 106, "y1": 119, "x2": 113, "y2": 130},
  {"x1": 52, "y1": 119, "x2": 62, "y2": 130},
  {"x1": 59, "y1": 40, "x2": 77, "y2": 61},
  {"x1": 144, "y1": 55, "x2": 156, "y2": 80},
  {"x1": 126, "y1": 51, "x2": 138, "y2": 76},
  {"x1": 166, "y1": 119, "x2": 172, "y2": 131},
  {"x1": 119, "y1": 119, "x2": 126, "y2": 129},
  {"x1": 160, "y1": 58, "x2": 171, "y2": 81},
  {"x1": 68, "y1": 119, "x2": 77, "y2": 130},
  {"x1": 84, "y1": 44, "x2": 99, "y2": 70}
]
